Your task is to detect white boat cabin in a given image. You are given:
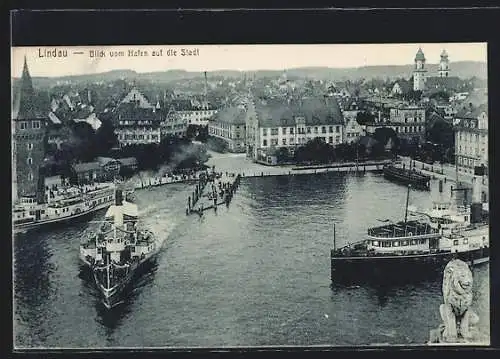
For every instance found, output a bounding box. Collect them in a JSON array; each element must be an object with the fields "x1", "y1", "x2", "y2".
[{"x1": 365, "y1": 220, "x2": 441, "y2": 254}]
